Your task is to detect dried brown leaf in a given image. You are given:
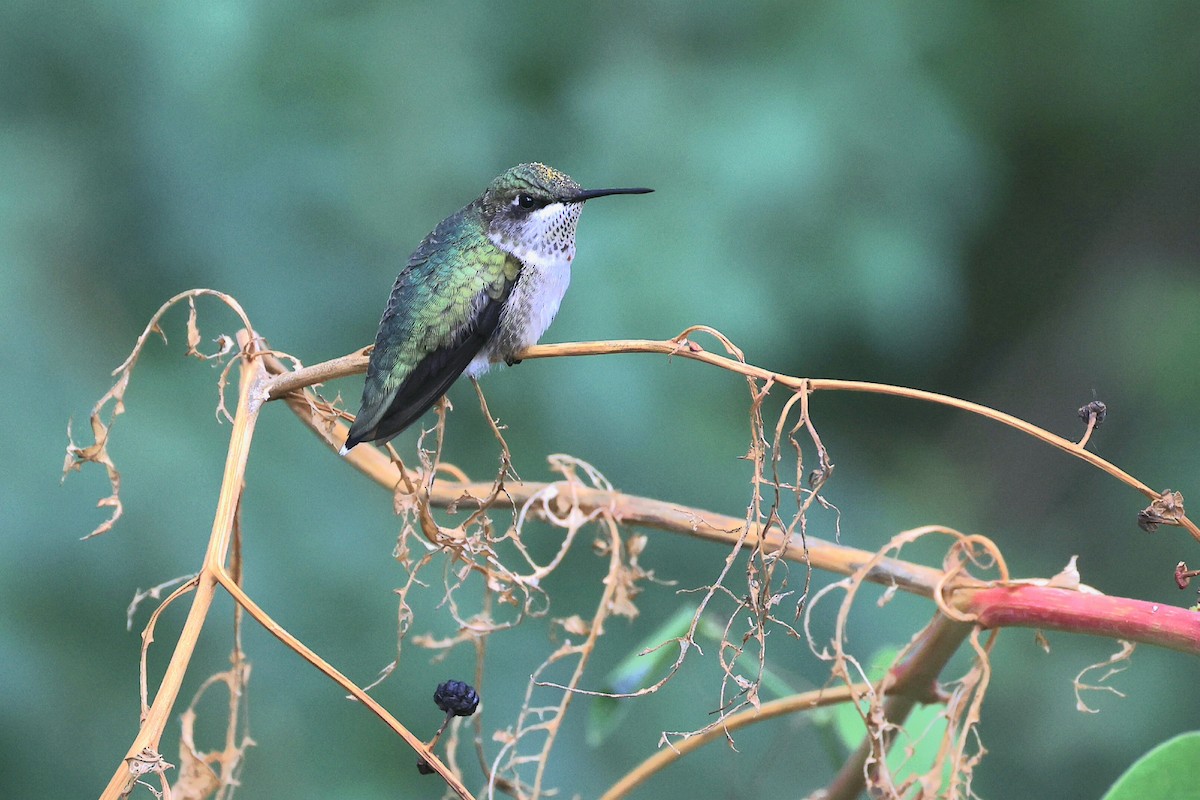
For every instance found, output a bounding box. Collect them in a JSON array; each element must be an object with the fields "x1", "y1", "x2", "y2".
[
  {"x1": 1138, "y1": 490, "x2": 1186, "y2": 532},
  {"x1": 558, "y1": 615, "x2": 591, "y2": 636},
  {"x1": 175, "y1": 709, "x2": 221, "y2": 800},
  {"x1": 185, "y1": 297, "x2": 203, "y2": 359}
]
